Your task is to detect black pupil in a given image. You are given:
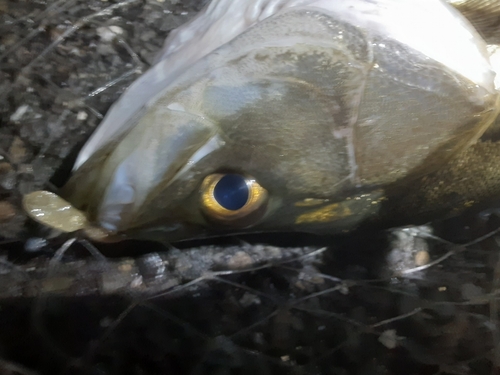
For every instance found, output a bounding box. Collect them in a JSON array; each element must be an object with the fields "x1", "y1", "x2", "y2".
[{"x1": 213, "y1": 174, "x2": 249, "y2": 211}]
